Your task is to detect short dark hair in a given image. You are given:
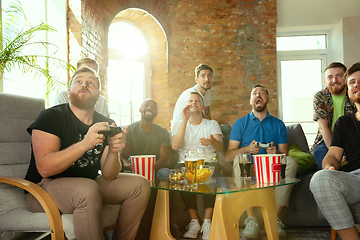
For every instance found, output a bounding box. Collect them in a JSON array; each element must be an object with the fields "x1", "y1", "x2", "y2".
[
  {"x1": 345, "y1": 62, "x2": 360, "y2": 82},
  {"x1": 77, "y1": 58, "x2": 99, "y2": 71},
  {"x1": 69, "y1": 66, "x2": 101, "y2": 89},
  {"x1": 252, "y1": 84, "x2": 269, "y2": 96},
  {"x1": 195, "y1": 64, "x2": 213, "y2": 78},
  {"x1": 324, "y1": 62, "x2": 347, "y2": 74}
]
